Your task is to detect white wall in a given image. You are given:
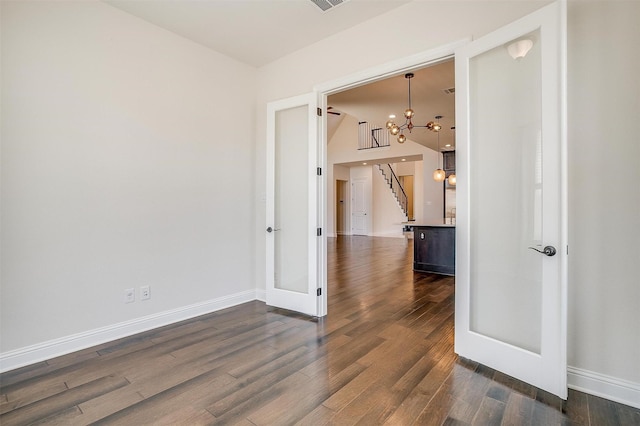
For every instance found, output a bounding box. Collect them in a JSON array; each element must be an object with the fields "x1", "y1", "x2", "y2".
[
  {"x1": 254, "y1": 0, "x2": 640, "y2": 406},
  {"x1": 566, "y1": 0, "x2": 640, "y2": 395},
  {"x1": 334, "y1": 165, "x2": 350, "y2": 182},
  {"x1": 326, "y1": 114, "x2": 358, "y2": 237},
  {"x1": 423, "y1": 150, "x2": 446, "y2": 225},
  {"x1": 396, "y1": 161, "x2": 415, "y2": 176},
  {"x1": 1, "y1": 1, "x2": 257, "y2": 362},
  {"x1": 414, "y1": 160, "x2": 425, "y2": 223}
]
